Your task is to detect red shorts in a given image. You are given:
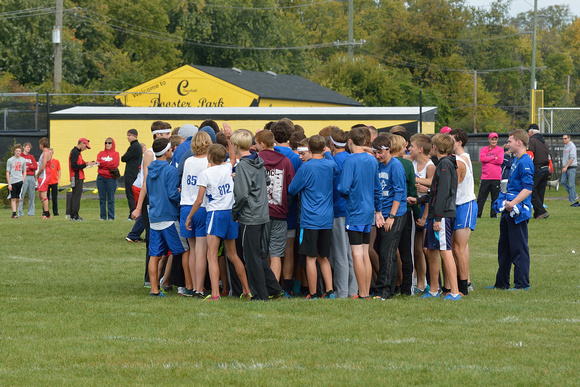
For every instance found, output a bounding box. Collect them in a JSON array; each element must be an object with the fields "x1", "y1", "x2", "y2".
[{"x1": 37, "y1": 174, "x2": 50, "y2": 192}]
